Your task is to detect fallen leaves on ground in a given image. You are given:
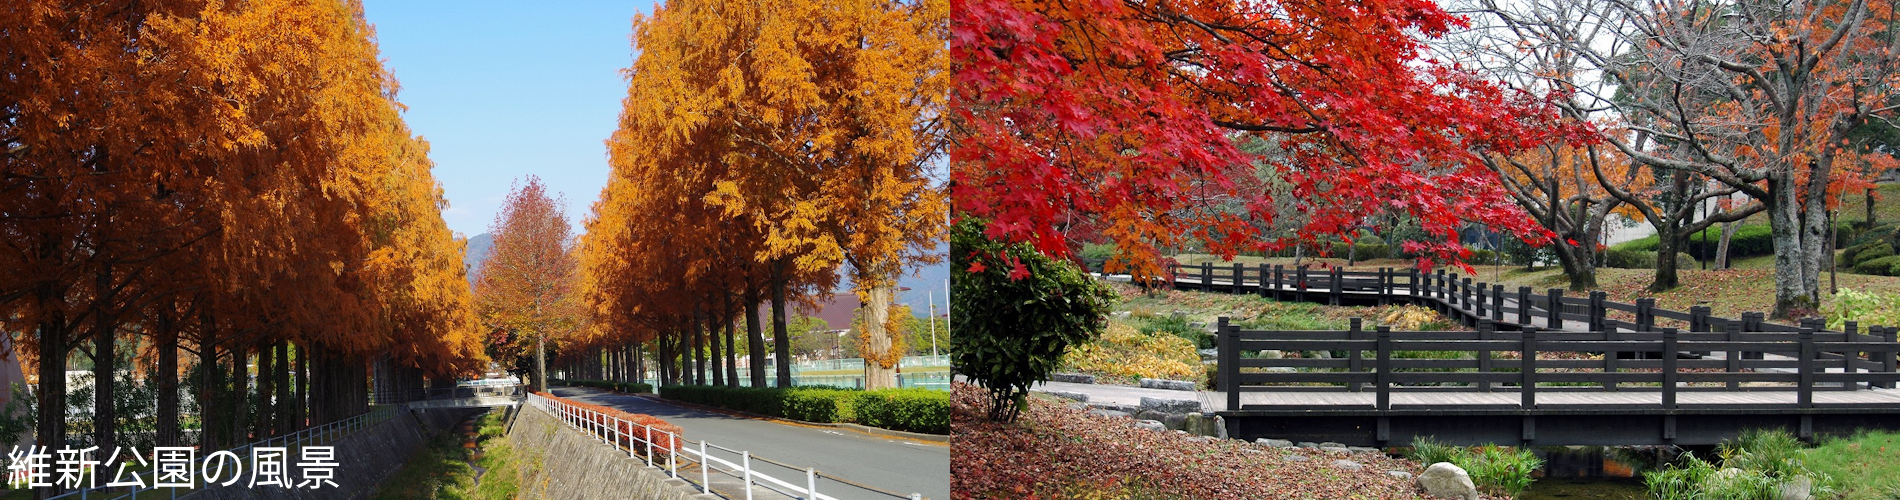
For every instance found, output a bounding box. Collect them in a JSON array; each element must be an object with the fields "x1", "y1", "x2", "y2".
[{"x1": 952, "y1": 382, "x2": 1432, "y2": 499}]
